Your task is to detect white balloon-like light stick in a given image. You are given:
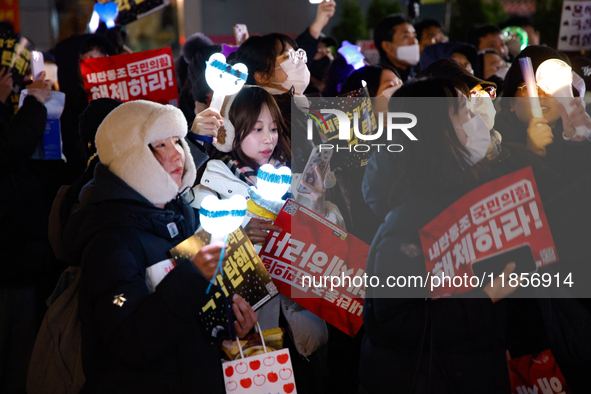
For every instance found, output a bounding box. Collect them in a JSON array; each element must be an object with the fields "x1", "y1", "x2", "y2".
[
  {"x1": 205, "y1": 53, "x2": 248, "y2": 112},
  {"x1": 200, "y1": 194, "x2": 247, "y2": 243},
  {"x1": 256, "y1": 164, "x2": 292, "y2": 202},
  {"x1": 536, "y1": 59, "x2": 590, "y2": 139}
]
